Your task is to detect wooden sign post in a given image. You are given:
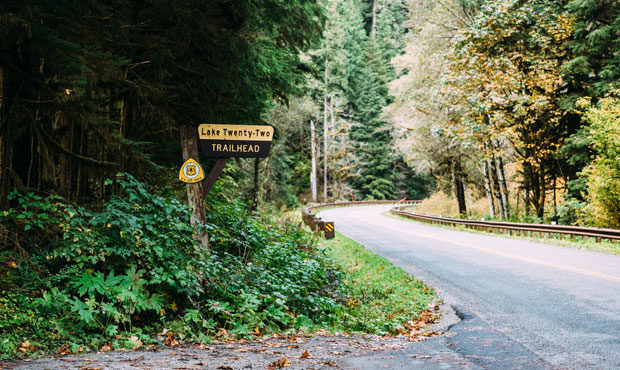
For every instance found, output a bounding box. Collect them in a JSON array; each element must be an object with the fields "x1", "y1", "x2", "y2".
[{"x1": 178, "y1": 124, "x2": 274, "y2": 252}]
